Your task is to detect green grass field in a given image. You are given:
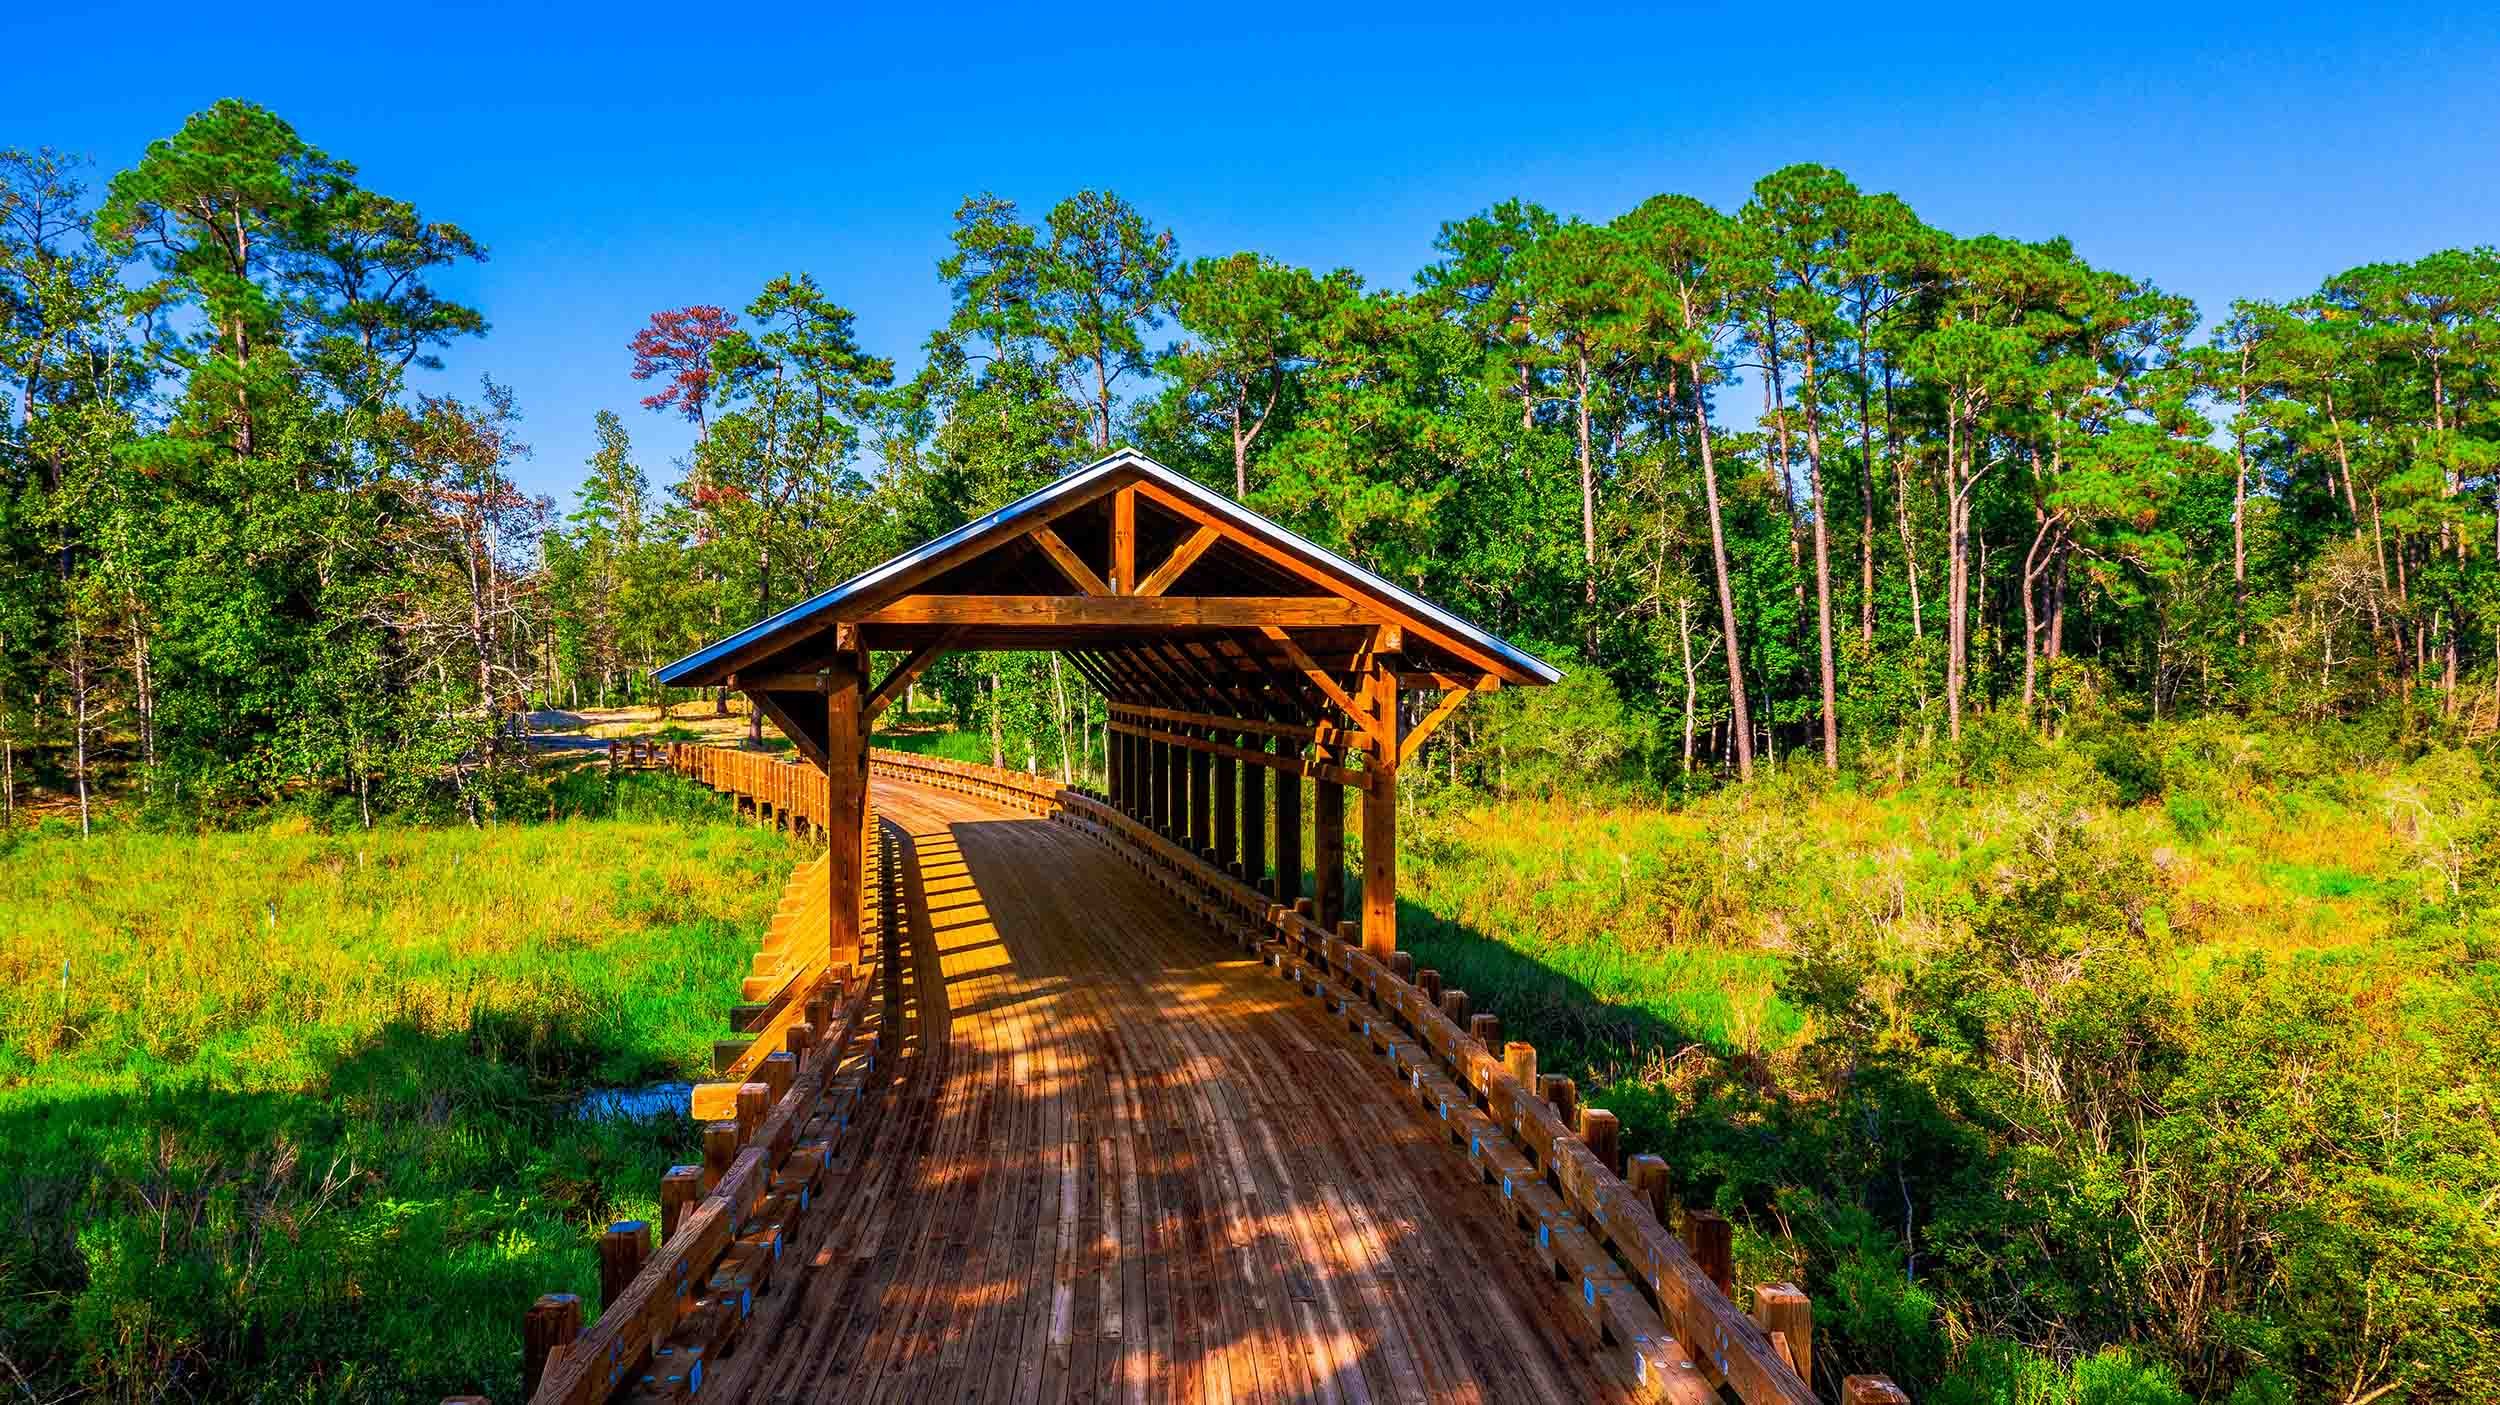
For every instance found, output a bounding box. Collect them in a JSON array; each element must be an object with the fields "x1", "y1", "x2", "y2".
[{"x1": 0, "y1": 773, "x2": 804, "y2": 1401}]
